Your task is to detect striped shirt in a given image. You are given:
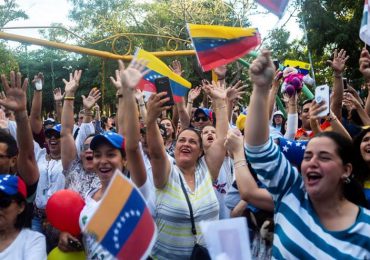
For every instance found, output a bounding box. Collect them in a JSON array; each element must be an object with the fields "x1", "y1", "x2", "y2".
[
  {"x1": 245, "y1": 138, "x2": 370, "y2": 259},
  {"x1": 151, "y1": 157, "x2": 219, "y2": 259}
]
